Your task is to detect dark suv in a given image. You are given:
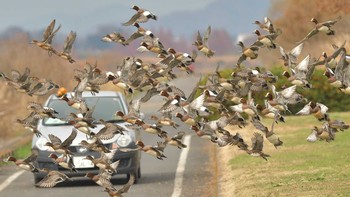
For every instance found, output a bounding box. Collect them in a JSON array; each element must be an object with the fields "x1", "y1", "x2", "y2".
[{"x1": 31, "y1": 91, "x2": 141, "y2": 184}]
